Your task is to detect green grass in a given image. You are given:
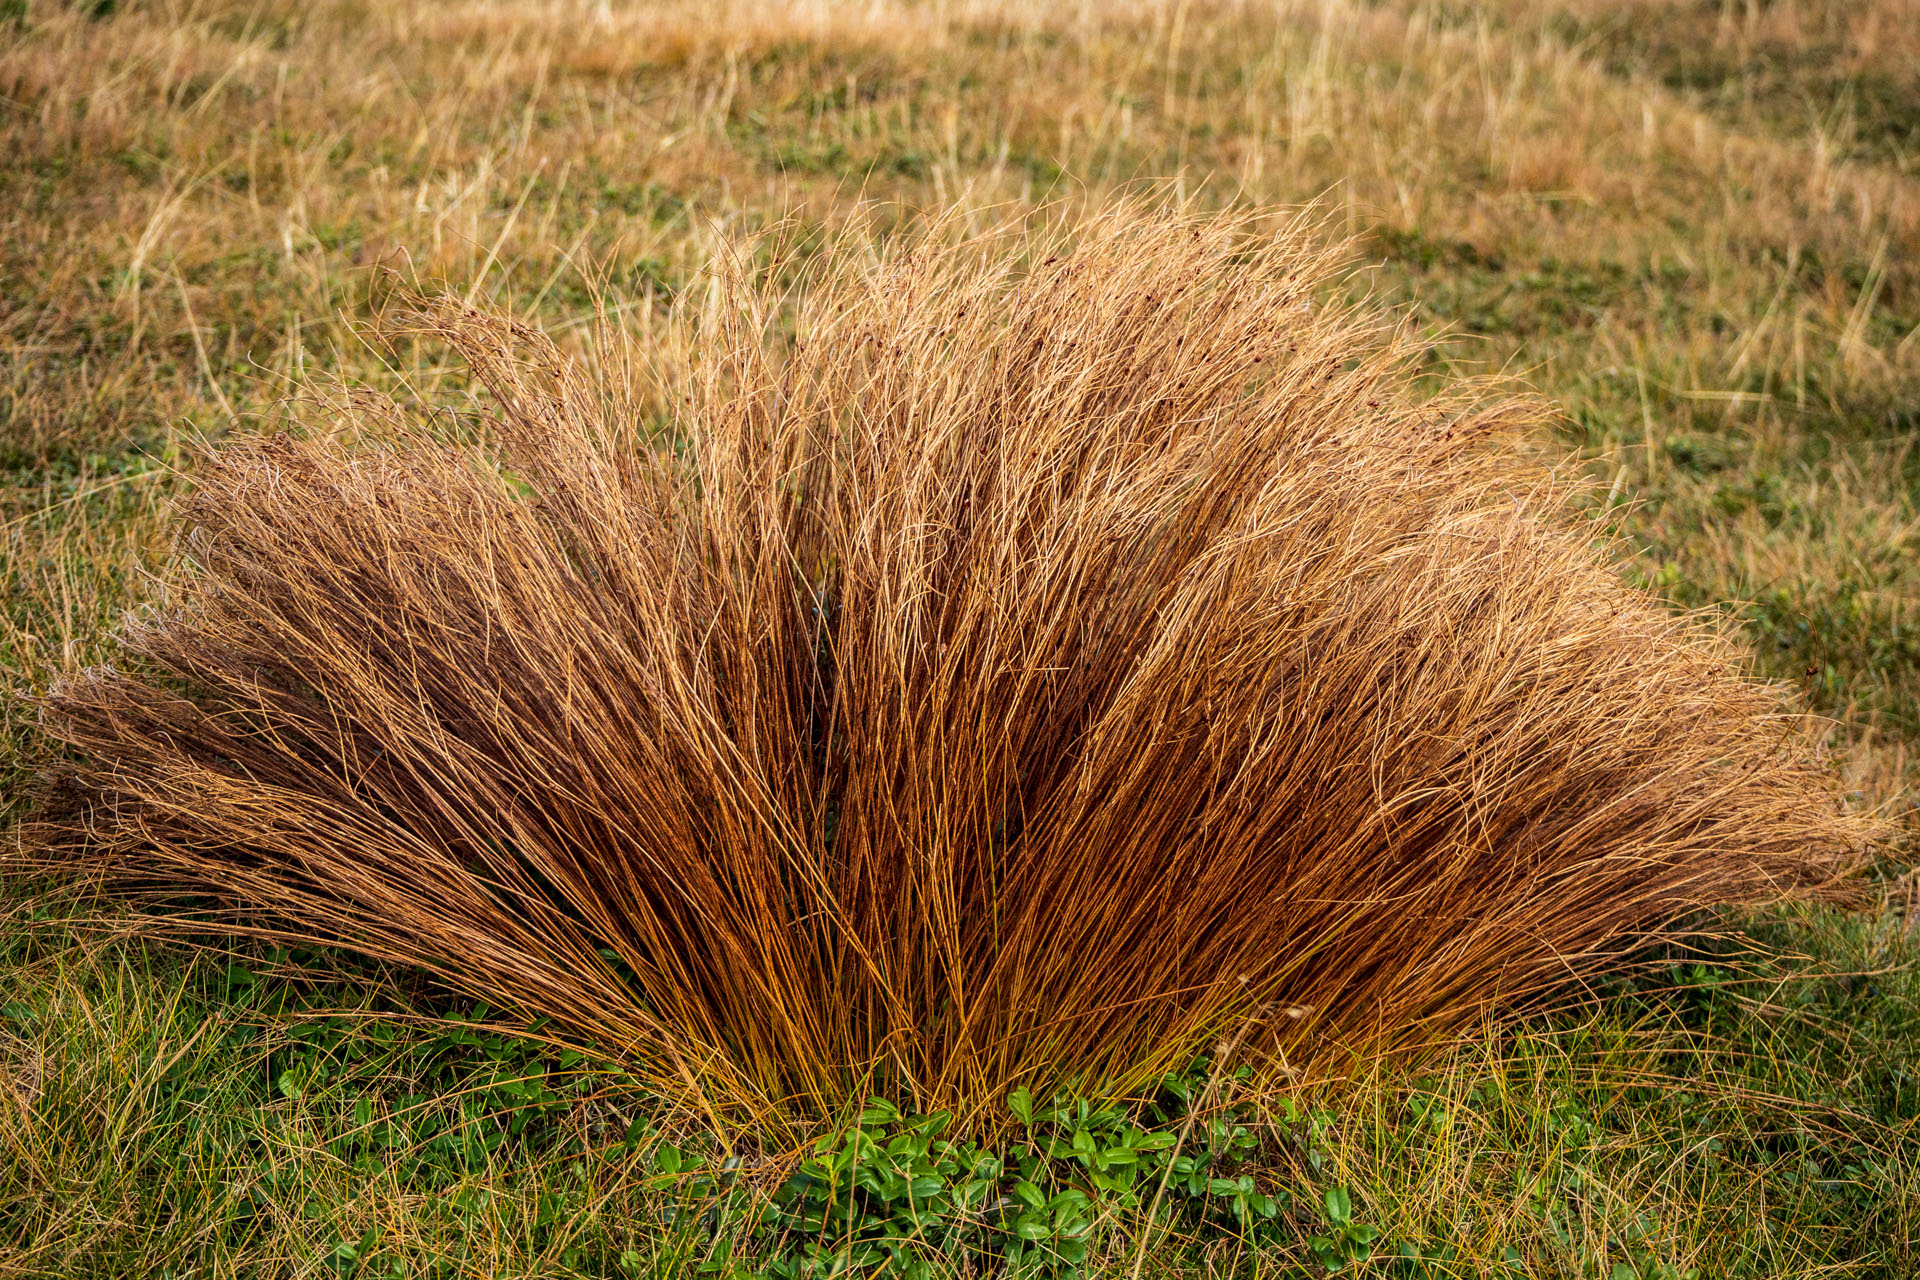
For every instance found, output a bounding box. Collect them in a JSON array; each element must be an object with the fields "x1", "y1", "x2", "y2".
[
  {"x1": 3, "y1": 0, "x2": 1918, "y2": 1274},
  {"x1": 3, "y1": 903, "x2": 1913, "y2": 1277}
]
